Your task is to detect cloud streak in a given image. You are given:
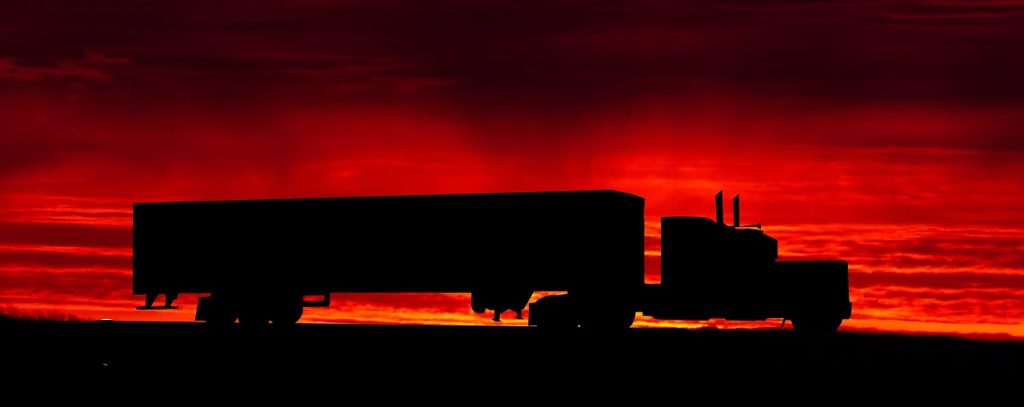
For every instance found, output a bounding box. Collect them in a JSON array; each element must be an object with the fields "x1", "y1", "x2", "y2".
[{"x1": 0, "y1": 51, "x2": 128, "y2": 82}]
